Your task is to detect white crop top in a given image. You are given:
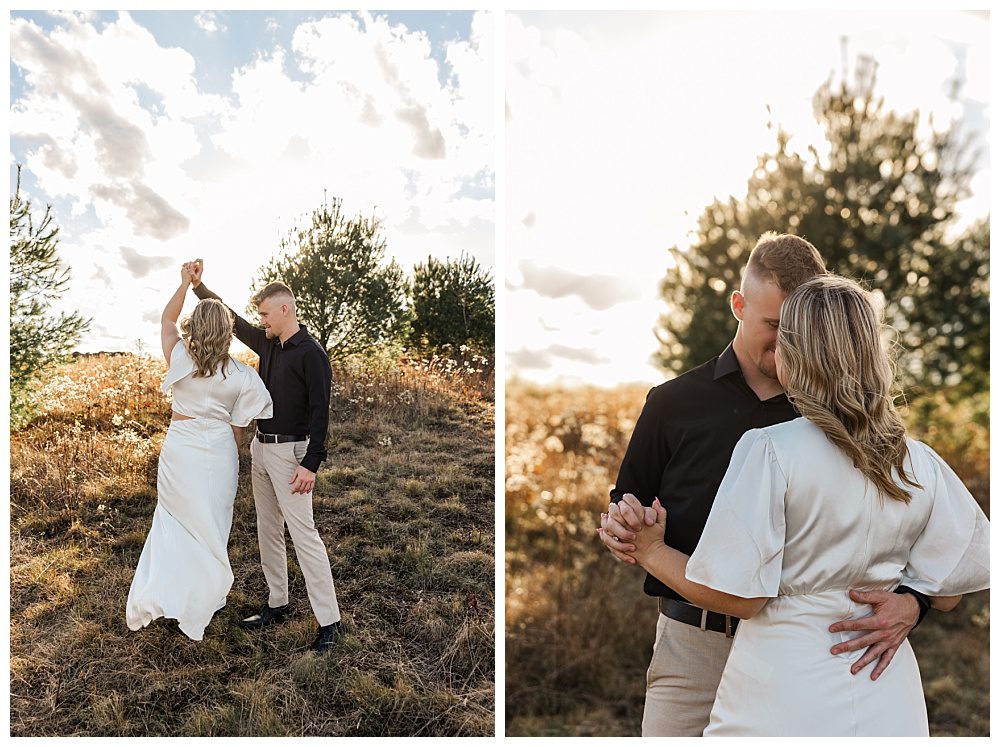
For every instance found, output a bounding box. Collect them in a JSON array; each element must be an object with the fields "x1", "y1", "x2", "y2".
[{"x1": 161, "y1": 340, "x2": 273, "y2": 426}]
